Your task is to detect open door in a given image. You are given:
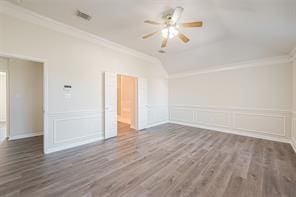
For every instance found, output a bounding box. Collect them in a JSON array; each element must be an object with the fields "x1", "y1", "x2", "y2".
[
  {"x1": 104, "y1": 72, "x2": 117, "y2": 139},
  {"x1": 137, "y1": 78, "x2": 148, "y2": 130}
]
